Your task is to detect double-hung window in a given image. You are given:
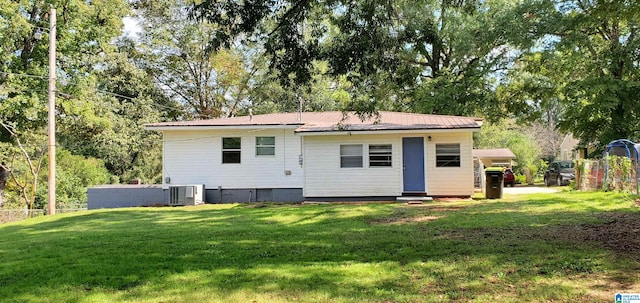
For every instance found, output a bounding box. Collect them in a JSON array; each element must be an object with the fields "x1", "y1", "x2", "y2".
[
  {"x1": 256, "y1": 136, "x2": 275, "y2": 156},
  {"x1": 222, "y1": 137, "x2": 241, "y2": 164},
  {"x1": 436, "y1": 144, "x2": 460, "y2": 167},
  {"x1": 369, "y1": 144, "x2": 392, "y2": 167},
  {"x1": 340, "y1": 144, "x2": 363, "y2": 168}
]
